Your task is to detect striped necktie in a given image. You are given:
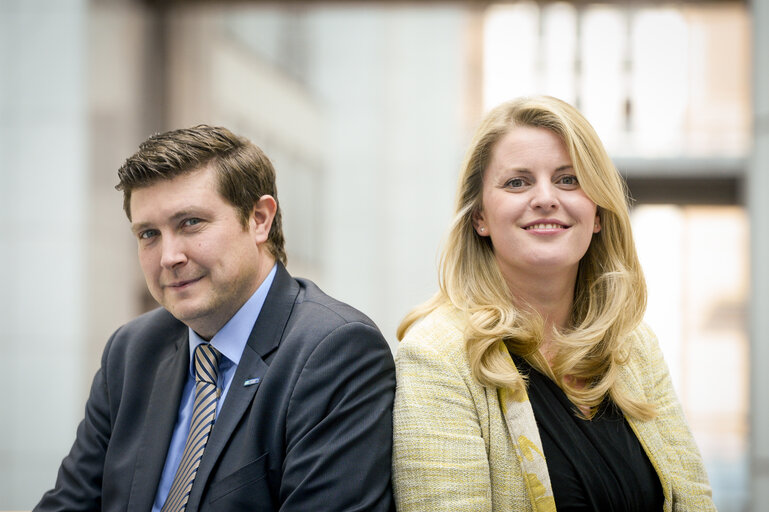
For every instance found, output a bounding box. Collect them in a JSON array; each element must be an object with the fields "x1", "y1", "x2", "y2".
[{"x1": 161, "y1": 343, "x2": 222, "y2": 512}]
